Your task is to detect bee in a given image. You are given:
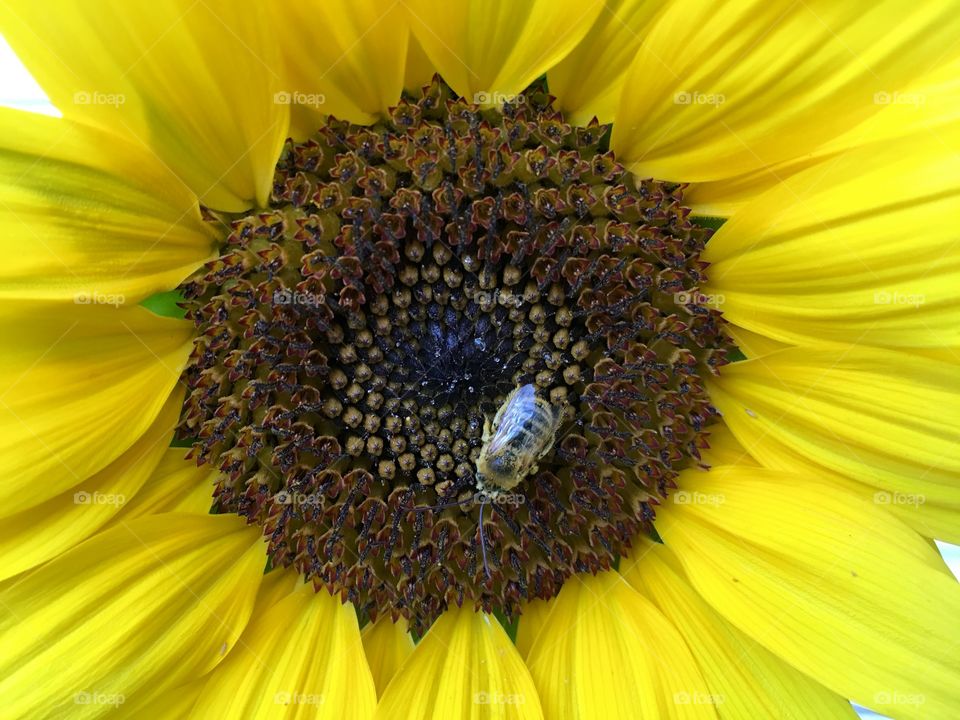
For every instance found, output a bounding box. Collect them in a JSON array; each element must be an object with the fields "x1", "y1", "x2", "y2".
[
  {"x1": 412, "y1": 384, "x2": 564, "y2": 580},
  {"x1": 476, "y1": 383, "x2": 564, "y2": 495}
]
